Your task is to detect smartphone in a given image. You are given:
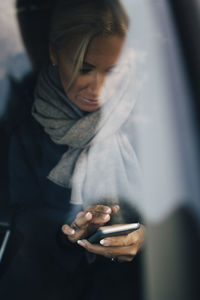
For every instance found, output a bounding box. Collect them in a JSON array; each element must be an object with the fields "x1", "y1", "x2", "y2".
[{"x1": 88, "y1": 222, "x2": 140, "y2": 244}]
